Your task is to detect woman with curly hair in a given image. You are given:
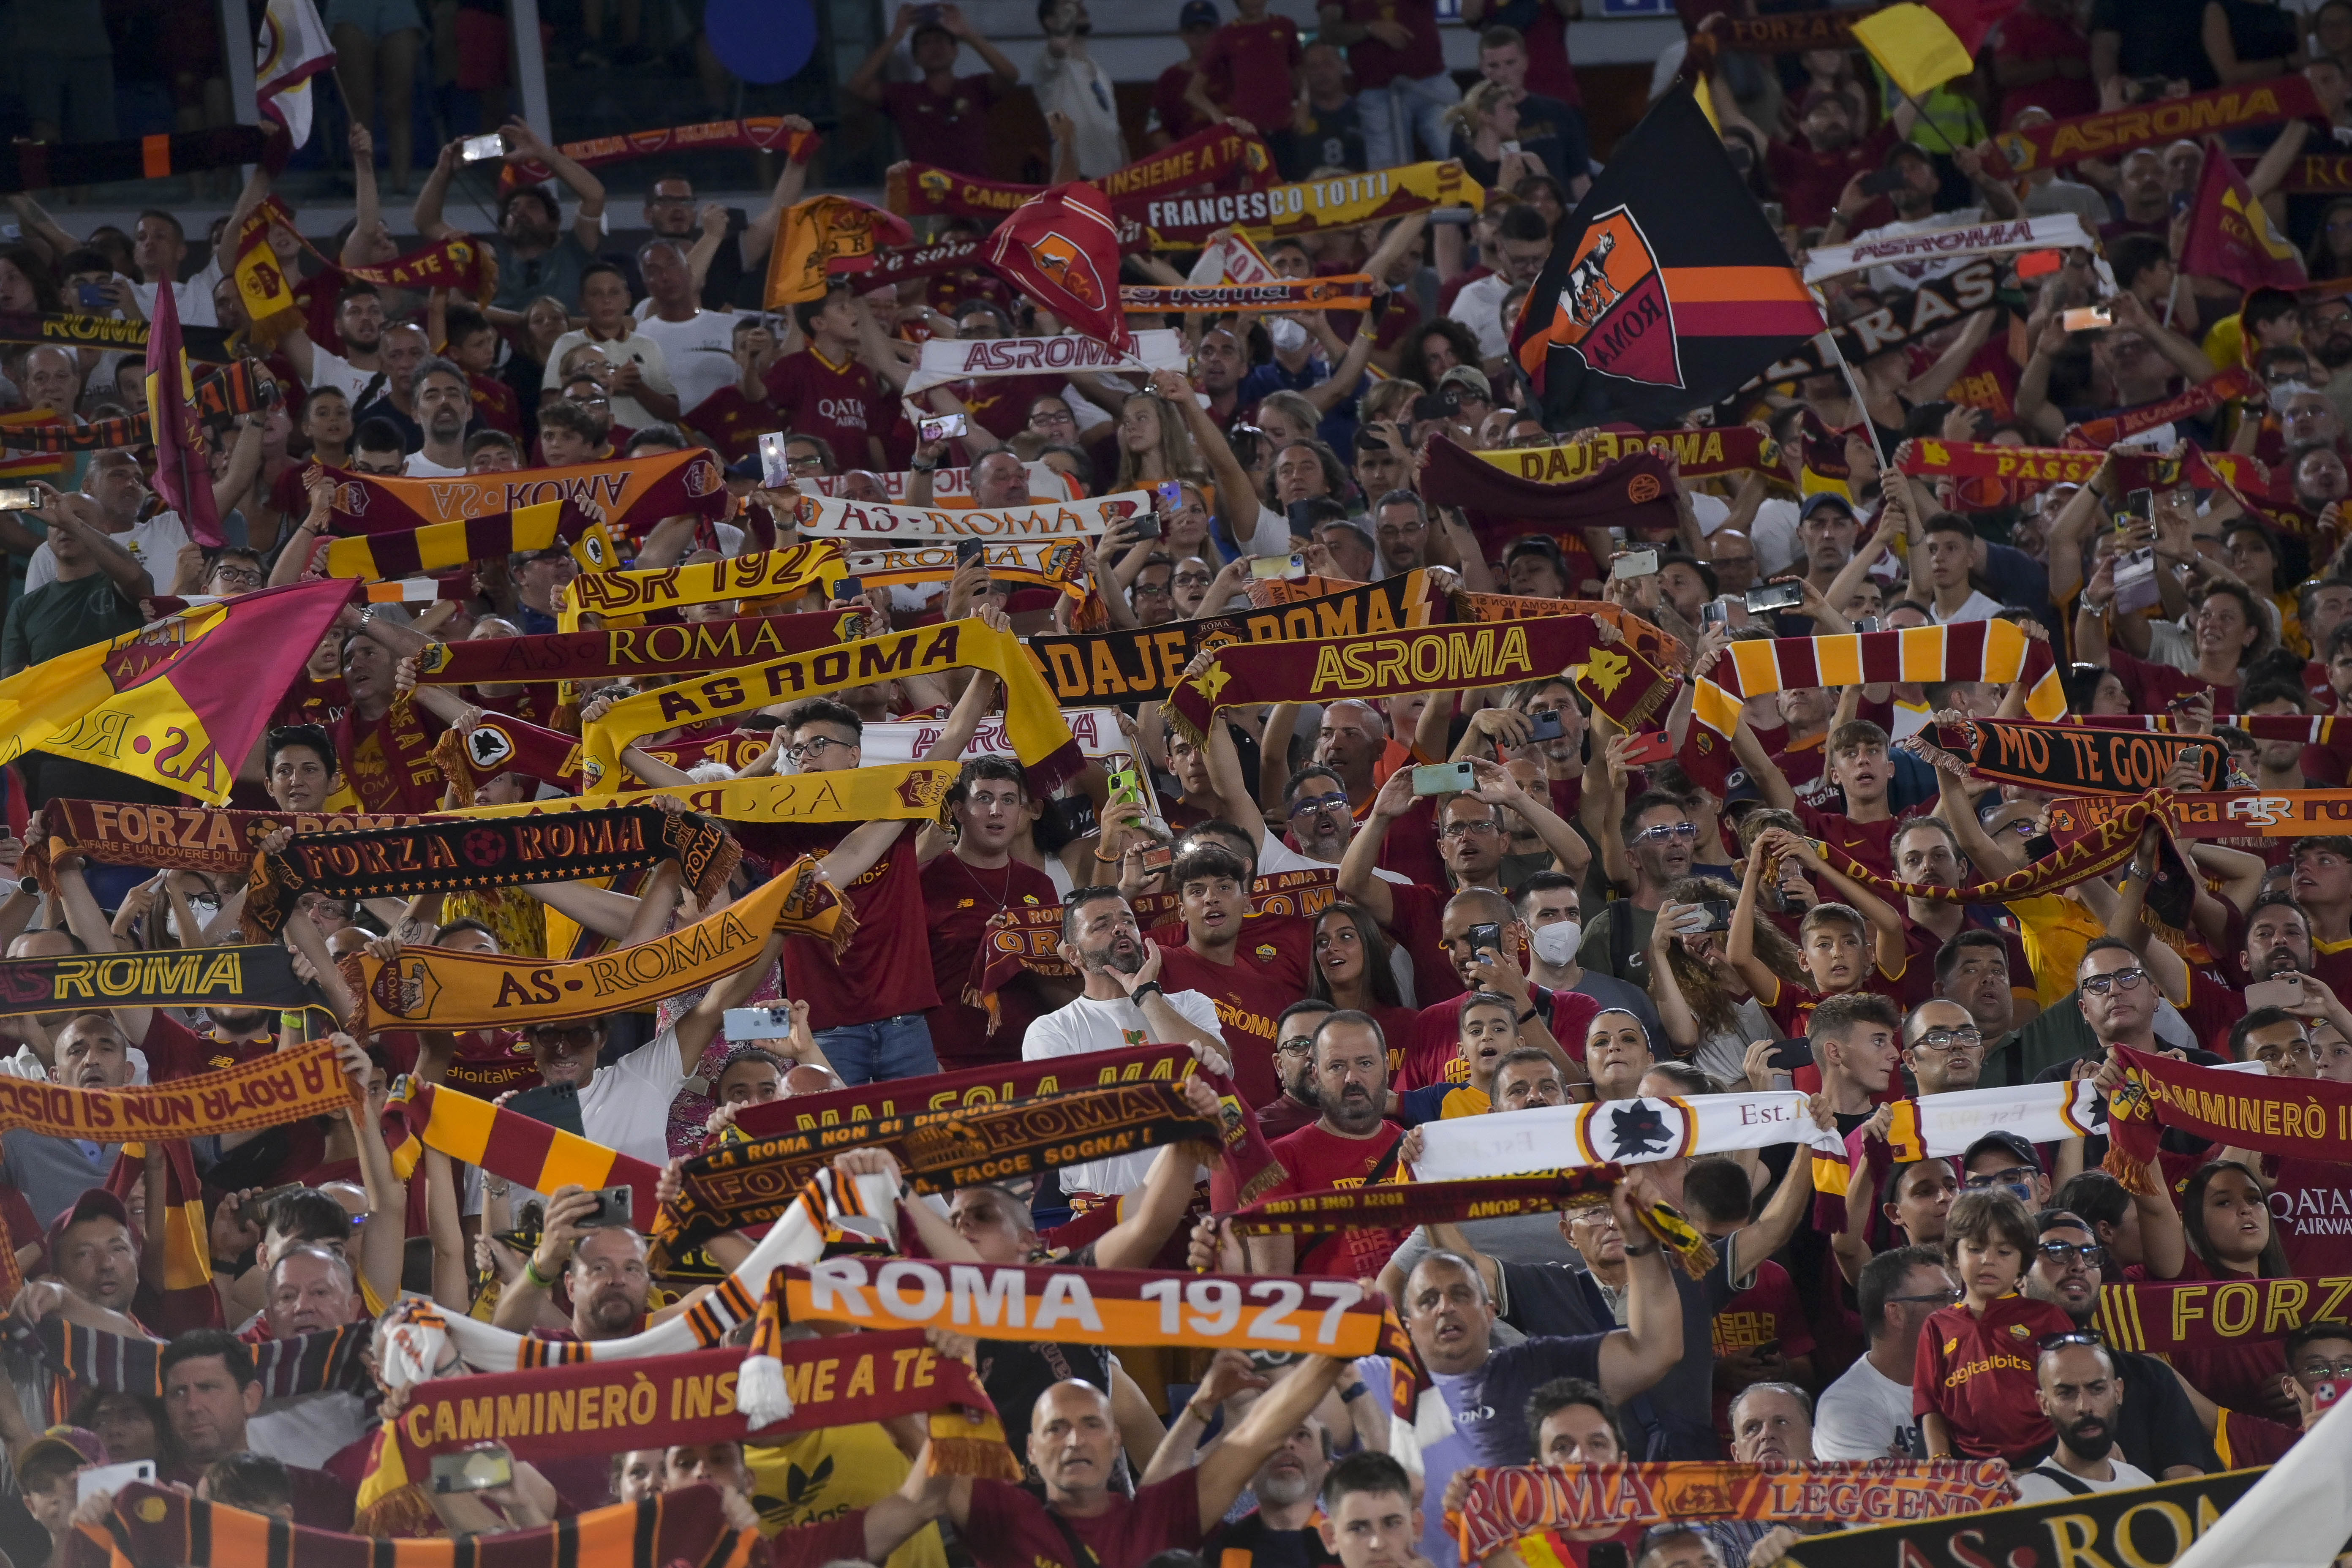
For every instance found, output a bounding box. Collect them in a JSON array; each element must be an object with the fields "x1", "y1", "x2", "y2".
[
  {"x1": 1402, "y1": 320, "x2": 1483, "y2": 395},
  {"x1": 1648, "y1": 874, "x2": 1802, "y2": 1084}
]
